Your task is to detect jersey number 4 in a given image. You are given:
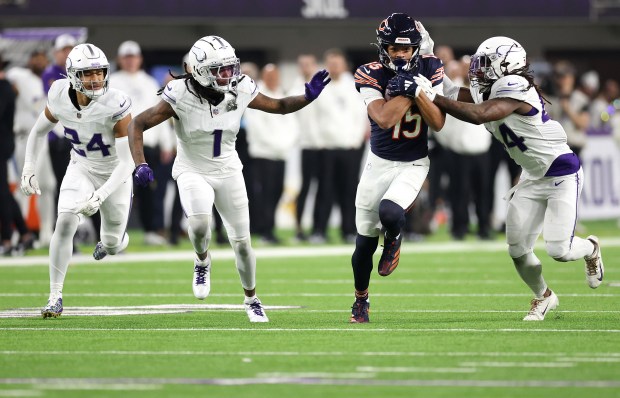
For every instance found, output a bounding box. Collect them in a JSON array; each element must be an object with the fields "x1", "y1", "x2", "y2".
[
  {"x1": 64, "y1": 129, "x2": 112, "y2": 157},
  {"x1": 392, "y1": 109, "x2": 422, "y2": 140},
  {"x1": 498, "y1": 123, "x2": 528, "y2": 152}
]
